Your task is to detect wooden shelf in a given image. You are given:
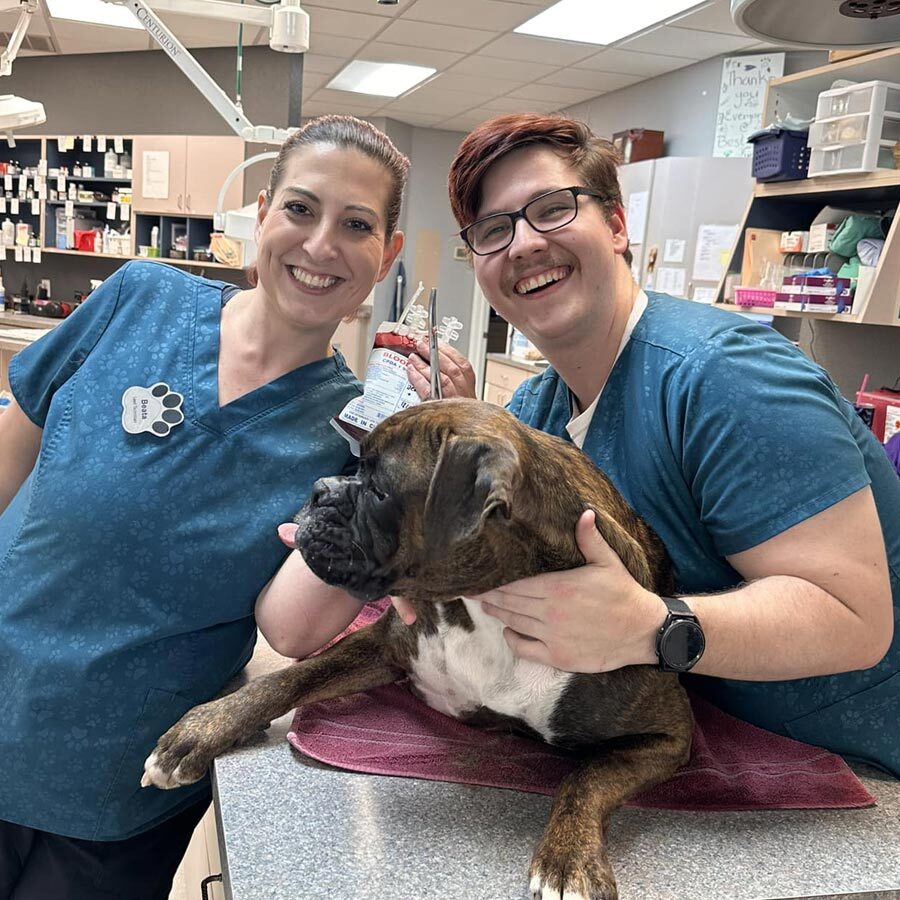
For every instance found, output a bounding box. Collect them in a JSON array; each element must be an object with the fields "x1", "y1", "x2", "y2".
[
  {"x1": 66, "y1": 176, "x2": 131, "y2": 184},
  {"x1": 716, "y1": 303, "x2": 861, "y2": 324},
  {"x1": 40, "y1": 247, "x2": 240, "y2": 271},
  {"x1": 46, "y1": 200, "x2": 119, "y2": 208},
  {"x1": 754, "y1": 169, "x2": 900, "y2": 197}
]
